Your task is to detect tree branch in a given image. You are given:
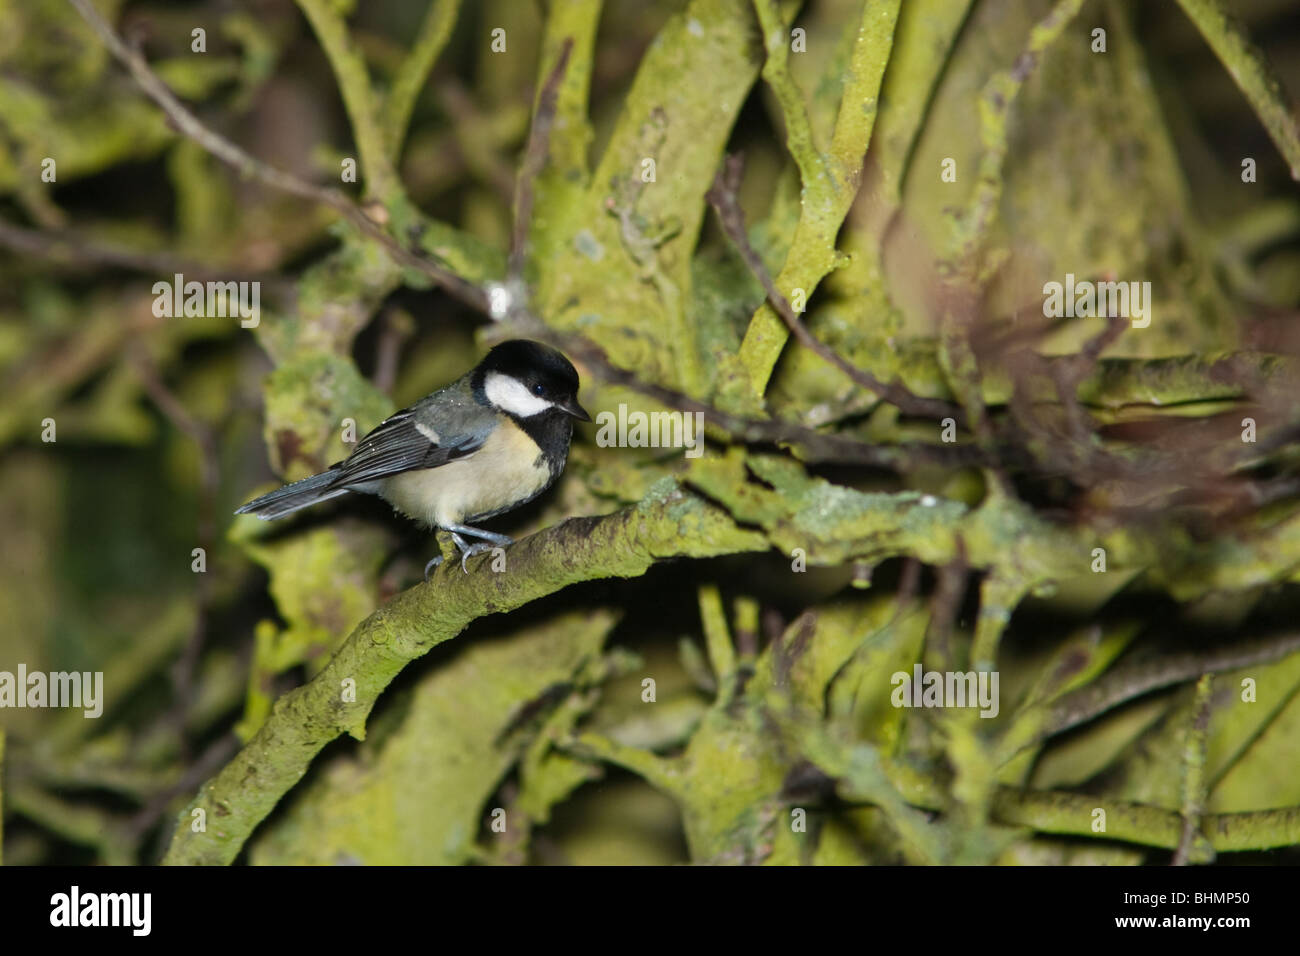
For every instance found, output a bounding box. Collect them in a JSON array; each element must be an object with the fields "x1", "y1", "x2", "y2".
[
  {"x1": 708, "y1": 154, "x2": 957, "y2": 420},
  {"x1": 294, "y1": 0, "x2": 401, "y2": 200},
  {"x1": 160, "y1": 491, "x2": 767, "y2": 864},
  {"x1": 997, "y1": 630, "x2": 1300, "y2": 763},
  {"x1": 509, "y1": 39, "x2": 573, "y2": 287},
  {"x1": 1175, "y1": 0, "x2": 1300, "y2": 180},
  {"x1": 735, "y1": 0, "x2": 903, "y2": 393},
  {"x1": 383, "y1": 0, "x2": 464, "y2": 161}
]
